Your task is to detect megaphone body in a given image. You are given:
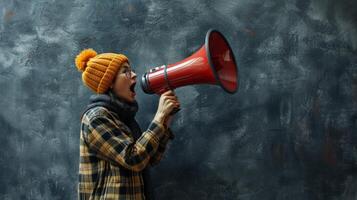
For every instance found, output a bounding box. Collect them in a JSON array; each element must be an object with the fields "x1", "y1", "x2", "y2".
[{"x1": 141, "y1": 29, "x2": 239, "y2": 95}]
